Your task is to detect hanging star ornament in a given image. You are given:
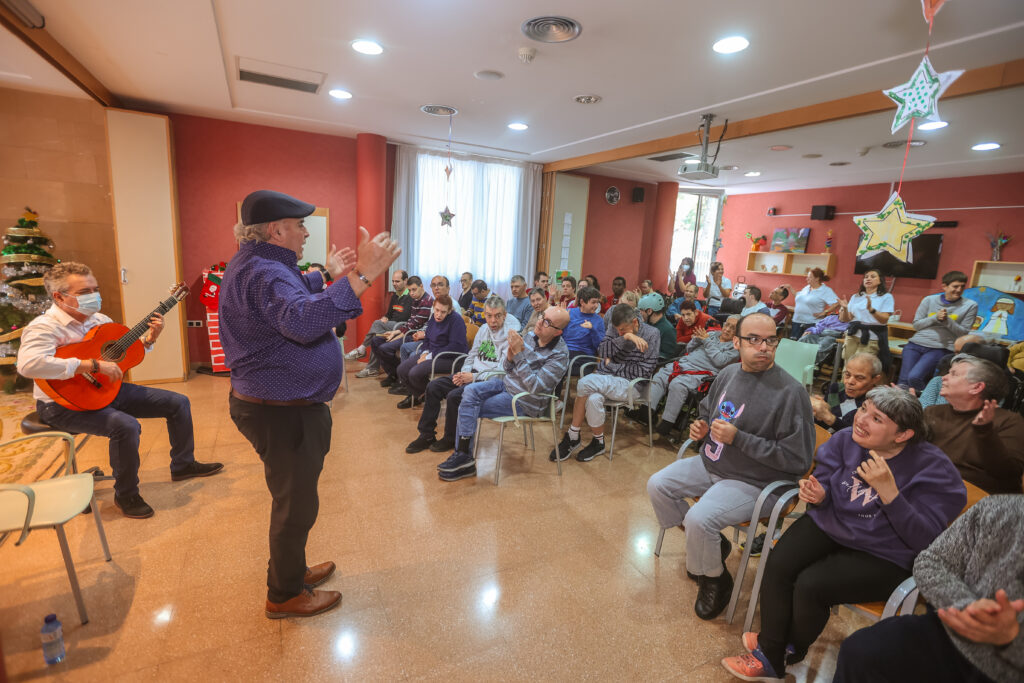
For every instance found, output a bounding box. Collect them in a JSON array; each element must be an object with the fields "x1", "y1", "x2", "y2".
[
  {"x1": 439, "y1": 206, "x2": 455, "y2": 227},
  {"x1": 883, "y1": 56, "x2": 963, "y2": 134},
  {"x1": 853, "y1": 192, "x2": 935, "y2": 262}
]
